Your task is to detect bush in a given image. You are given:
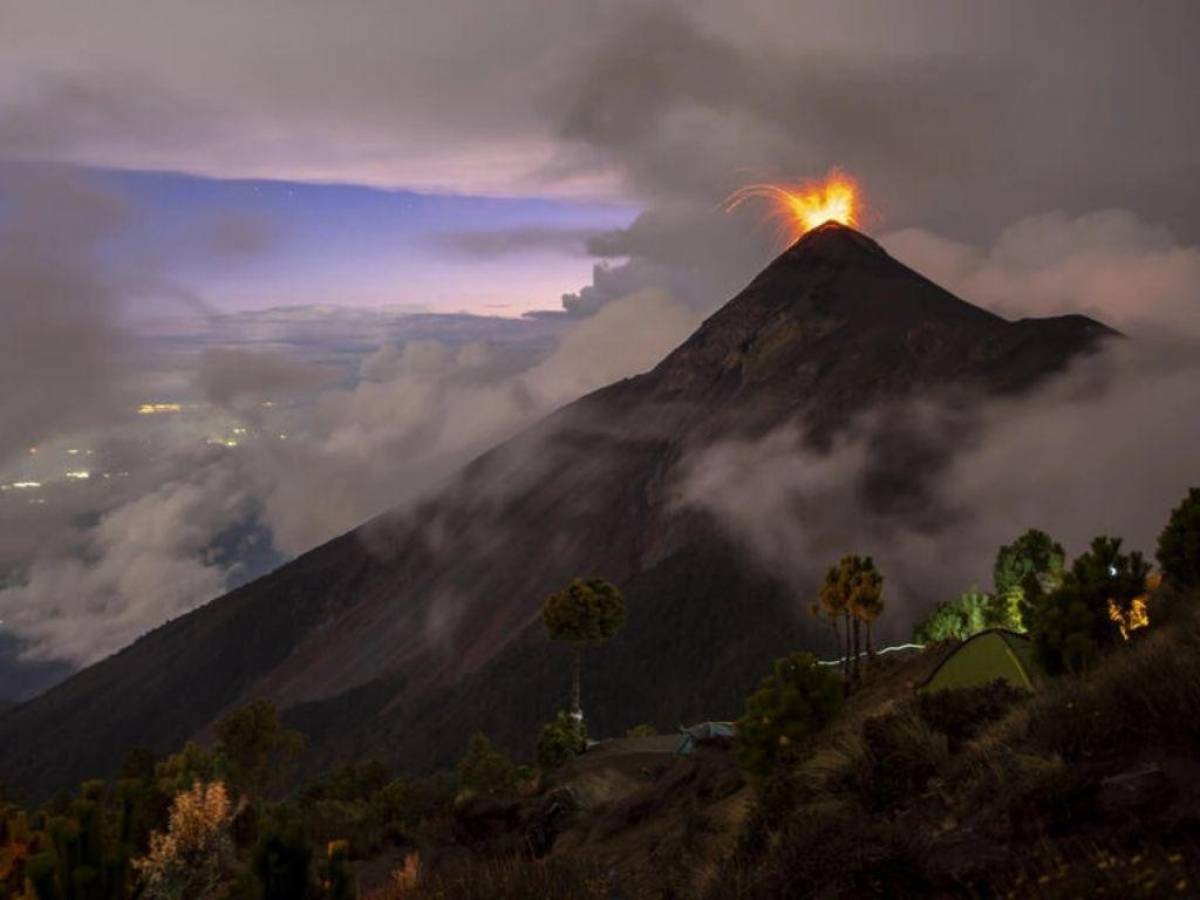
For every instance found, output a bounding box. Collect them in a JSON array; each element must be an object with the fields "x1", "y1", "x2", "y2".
[
  {"x1": 852, "y1": 709, "x2": 948, "y2": 811},
  {"x1": 536, "y1": 712, "x2": 587, "y2": 773},
  {"x1": 916, "y1": 679, "x2": 1029, "y2": 749},
  {"x1": 913, "y1": 588, "x2": 992, "y2": 643},
  {"x1": 625, "y1": 723, "x2": 657, "y2": 738},
  {"x1": 1158, "y1": 487, "x2": 1200, "y2": 591},
  {"x1": 734, "y1": 652, "x2": 843, "y2": 782},
  {"x1": 252, "y1": 820, "x2": 315, "y2": 900},
  {"x1": 456, "y1": 733, "x2": 518, "y2": 796}
]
